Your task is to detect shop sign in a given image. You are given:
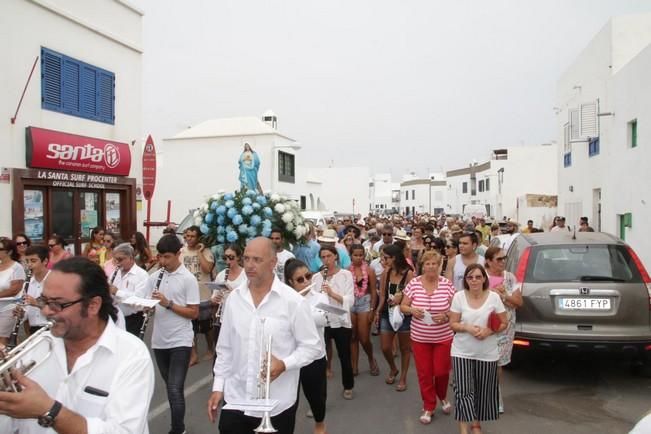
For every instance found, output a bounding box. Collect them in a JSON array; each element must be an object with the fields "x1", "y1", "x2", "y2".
[
  {"x1": 26, "y1": 127, "x2": 131, "y2": 176},
  {"x1": 35, "y1": 169, "x2": 118, "y2": 189},
  {"x1": 142, "y1": 135, "x2": 156, "y2": 199}
]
